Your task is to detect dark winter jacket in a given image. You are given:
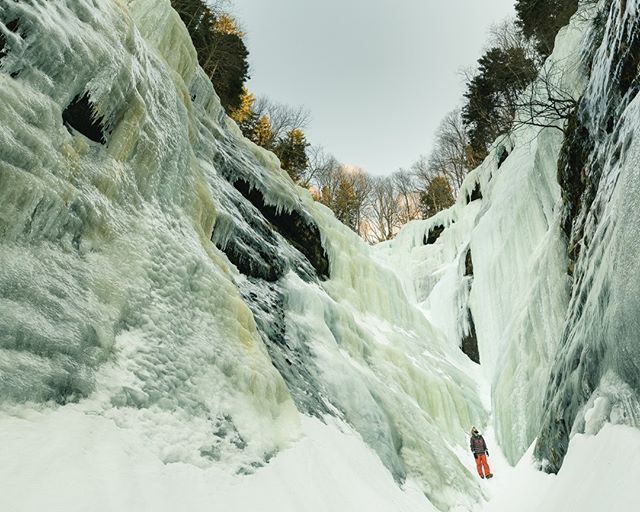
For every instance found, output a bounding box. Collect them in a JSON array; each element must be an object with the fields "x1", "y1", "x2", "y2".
[{"x1": 470, "y1": 434, "x2": 487, "y2": 456}]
